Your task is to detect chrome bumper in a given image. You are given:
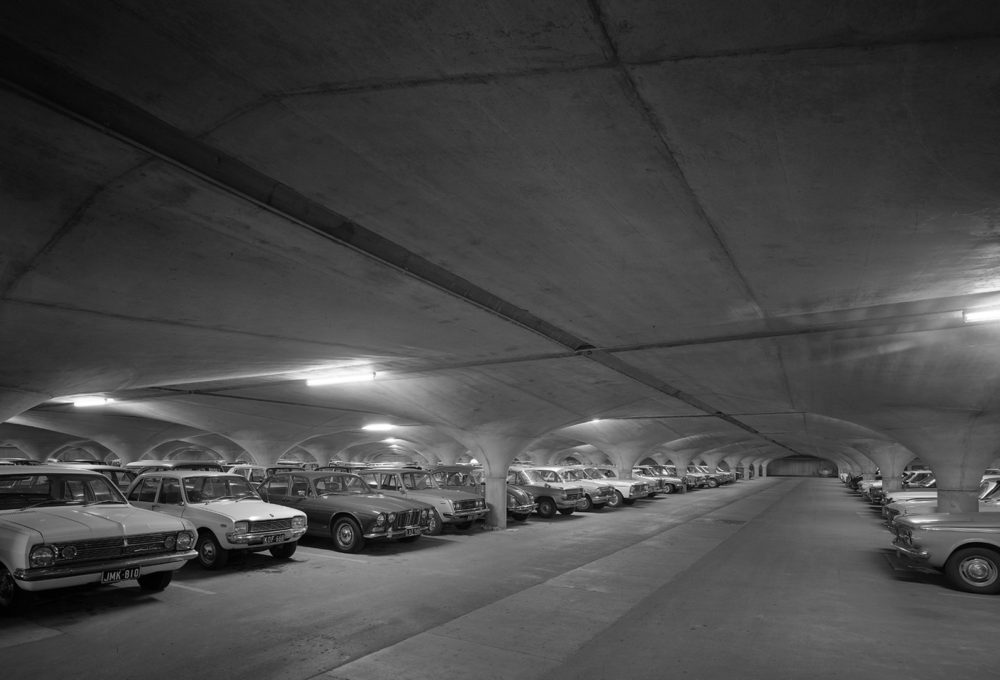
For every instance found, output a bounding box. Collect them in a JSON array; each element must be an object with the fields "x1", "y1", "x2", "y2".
[{"x1": 15, "y1": 549, "x2": 198, "y2": 582}]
